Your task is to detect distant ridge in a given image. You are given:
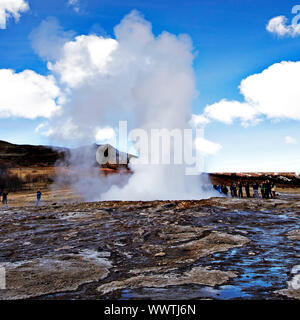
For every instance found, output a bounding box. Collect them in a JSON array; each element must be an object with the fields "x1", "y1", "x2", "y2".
[
  {"x1": 0, "y1": 140, "x2": 299, "y2": 187},
  {"x1": 0, "y1": 140, "x2": 67, "y2": 167},
  {"x1": 0, "y1": 140, "x2": 134, "y2": 170}
]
